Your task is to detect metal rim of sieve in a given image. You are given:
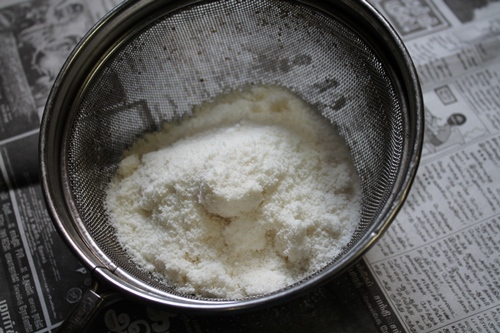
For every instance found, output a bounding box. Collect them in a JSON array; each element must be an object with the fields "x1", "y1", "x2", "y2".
[{"x1": 40, "y1": 0, "x2": 423, "y2": 315}]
